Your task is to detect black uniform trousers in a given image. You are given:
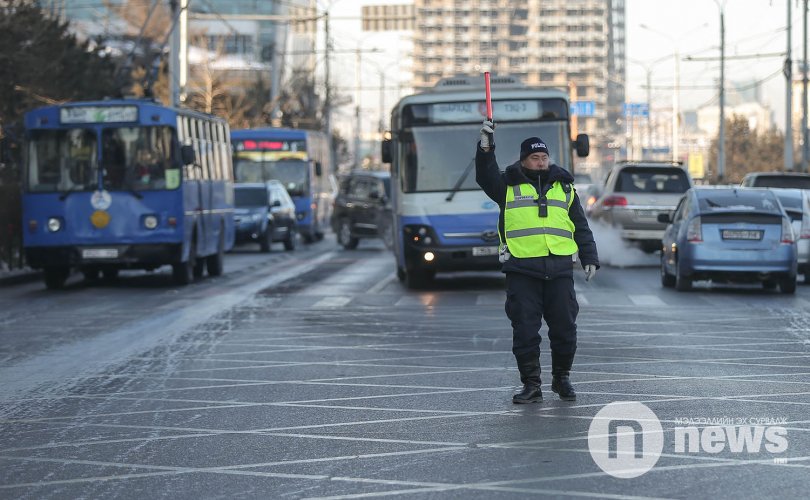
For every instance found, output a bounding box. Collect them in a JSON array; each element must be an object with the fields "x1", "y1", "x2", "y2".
[{"x1": 505, "y1": 272, "x2": 578, "y2": 359}]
